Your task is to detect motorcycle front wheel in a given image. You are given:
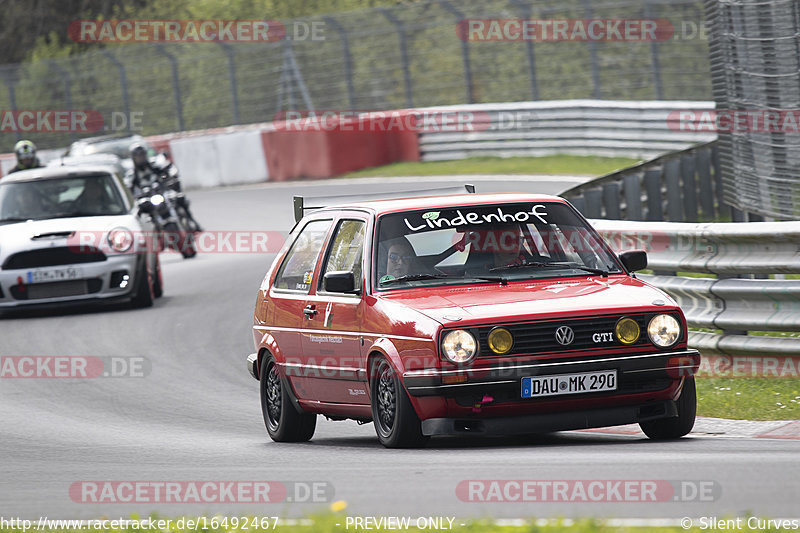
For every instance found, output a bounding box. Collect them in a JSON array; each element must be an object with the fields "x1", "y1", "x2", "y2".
[{"x1": 164, "y1": 222, "x2": 197, "y2": 259}]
